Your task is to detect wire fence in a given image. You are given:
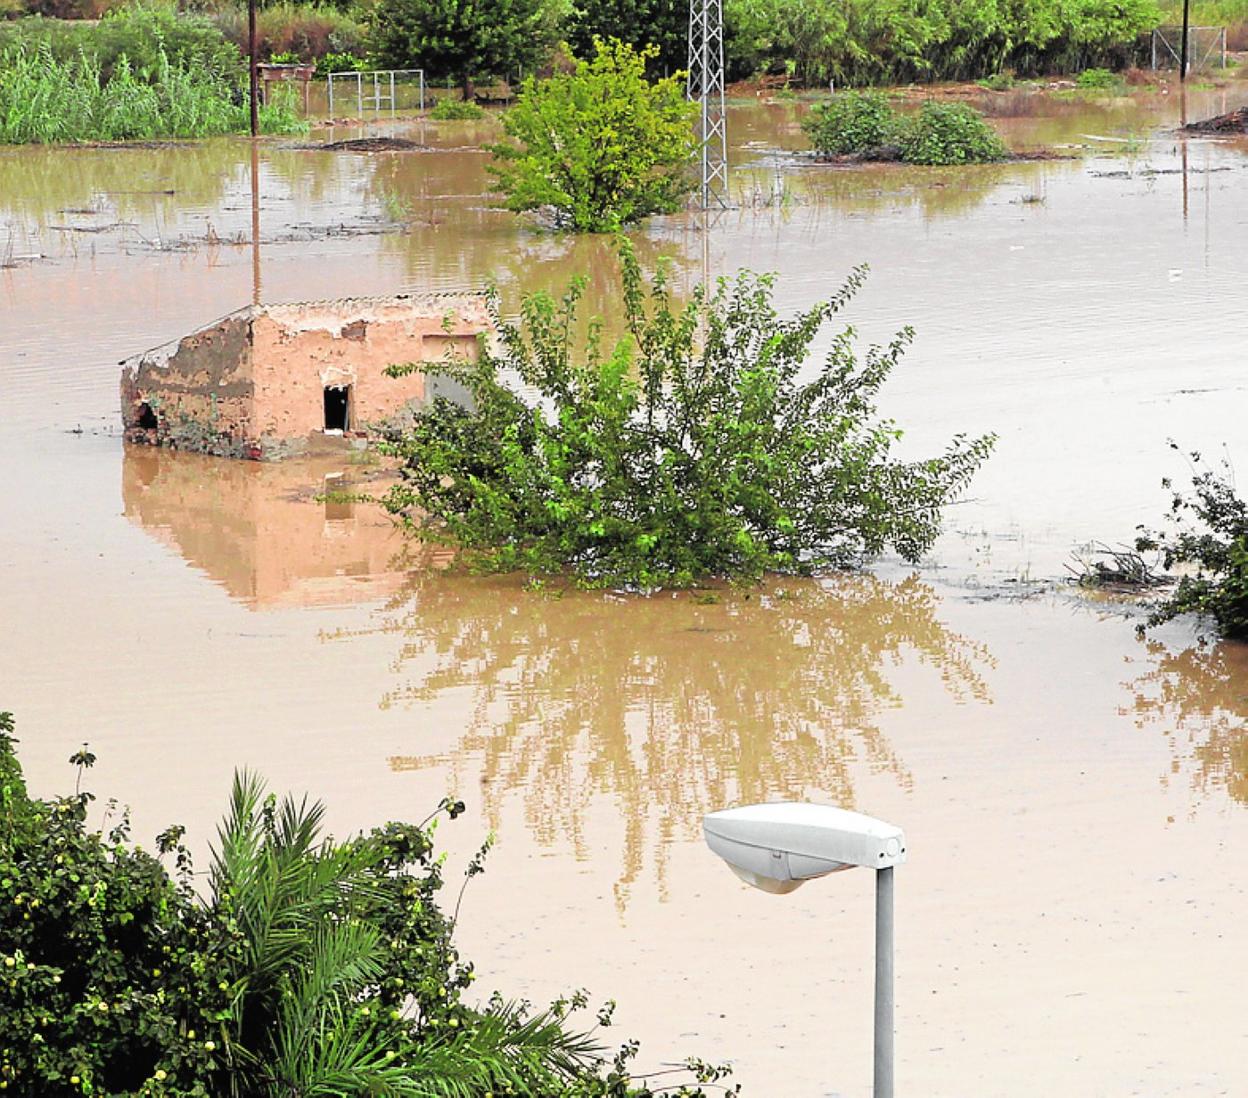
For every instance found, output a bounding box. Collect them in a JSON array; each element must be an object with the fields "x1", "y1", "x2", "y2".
[{"x1": 1150, "y1": 27, "x2": 1228, "y2": 71}]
